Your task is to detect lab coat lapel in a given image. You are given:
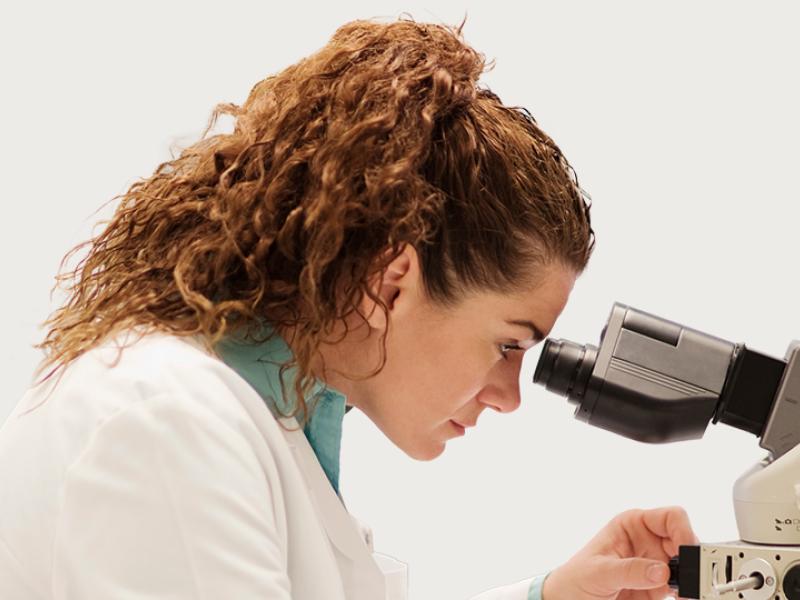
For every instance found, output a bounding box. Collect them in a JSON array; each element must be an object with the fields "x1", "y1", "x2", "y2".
[{"x1": 277, "y1": 417, "x2": 386, "y2": 599}]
